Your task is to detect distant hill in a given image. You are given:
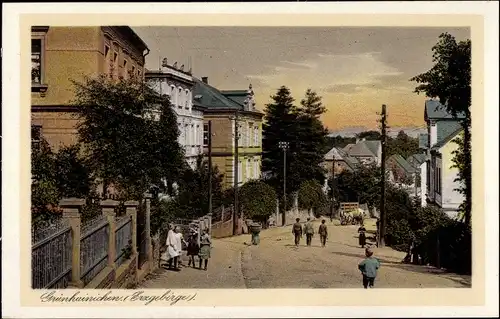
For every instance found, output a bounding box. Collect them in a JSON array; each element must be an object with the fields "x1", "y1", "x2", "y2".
[{"x1": 328, "y1": 126, "x2": 426, "y2": 139}]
